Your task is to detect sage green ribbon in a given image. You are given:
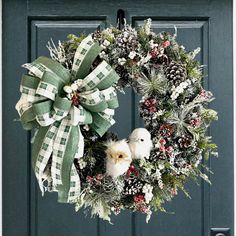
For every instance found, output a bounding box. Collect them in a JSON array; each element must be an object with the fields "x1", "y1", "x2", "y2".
[{"x1": 16, "y1": 35, "x2": 120, "y2": 203}]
